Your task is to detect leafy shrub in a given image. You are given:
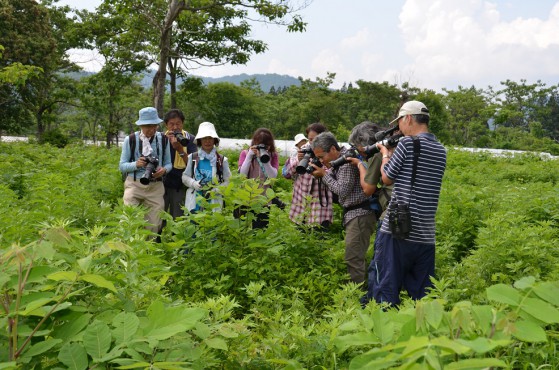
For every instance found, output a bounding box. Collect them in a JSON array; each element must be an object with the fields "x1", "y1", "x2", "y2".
[{"x1": 39, "y1": 128, "x2": 70, "y2": 148}]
